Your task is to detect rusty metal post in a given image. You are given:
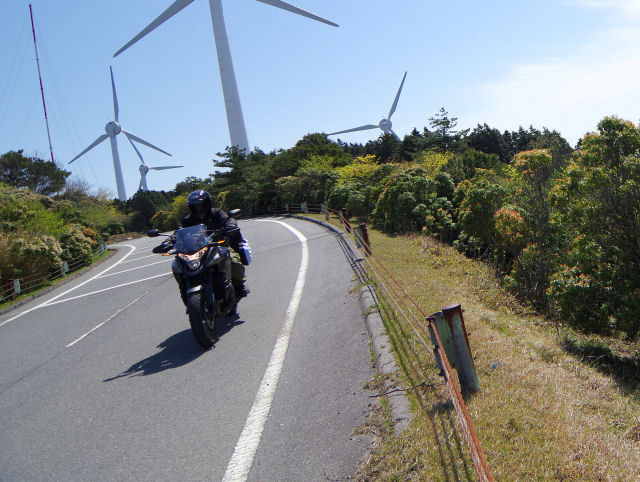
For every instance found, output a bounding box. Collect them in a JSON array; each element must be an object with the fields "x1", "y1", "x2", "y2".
[
  {"x1": 359, "y1": 223, "x2": 372, "y2": 255},
  {"x1": 341, "y1": 207, "x2": 351, "y2": 233},
  {"x1": 427, "y1": 315, "x2": 446, "y2": 379},
  {"x1": 442, "y1": 304, "x2": 480, "y2": 392}
]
